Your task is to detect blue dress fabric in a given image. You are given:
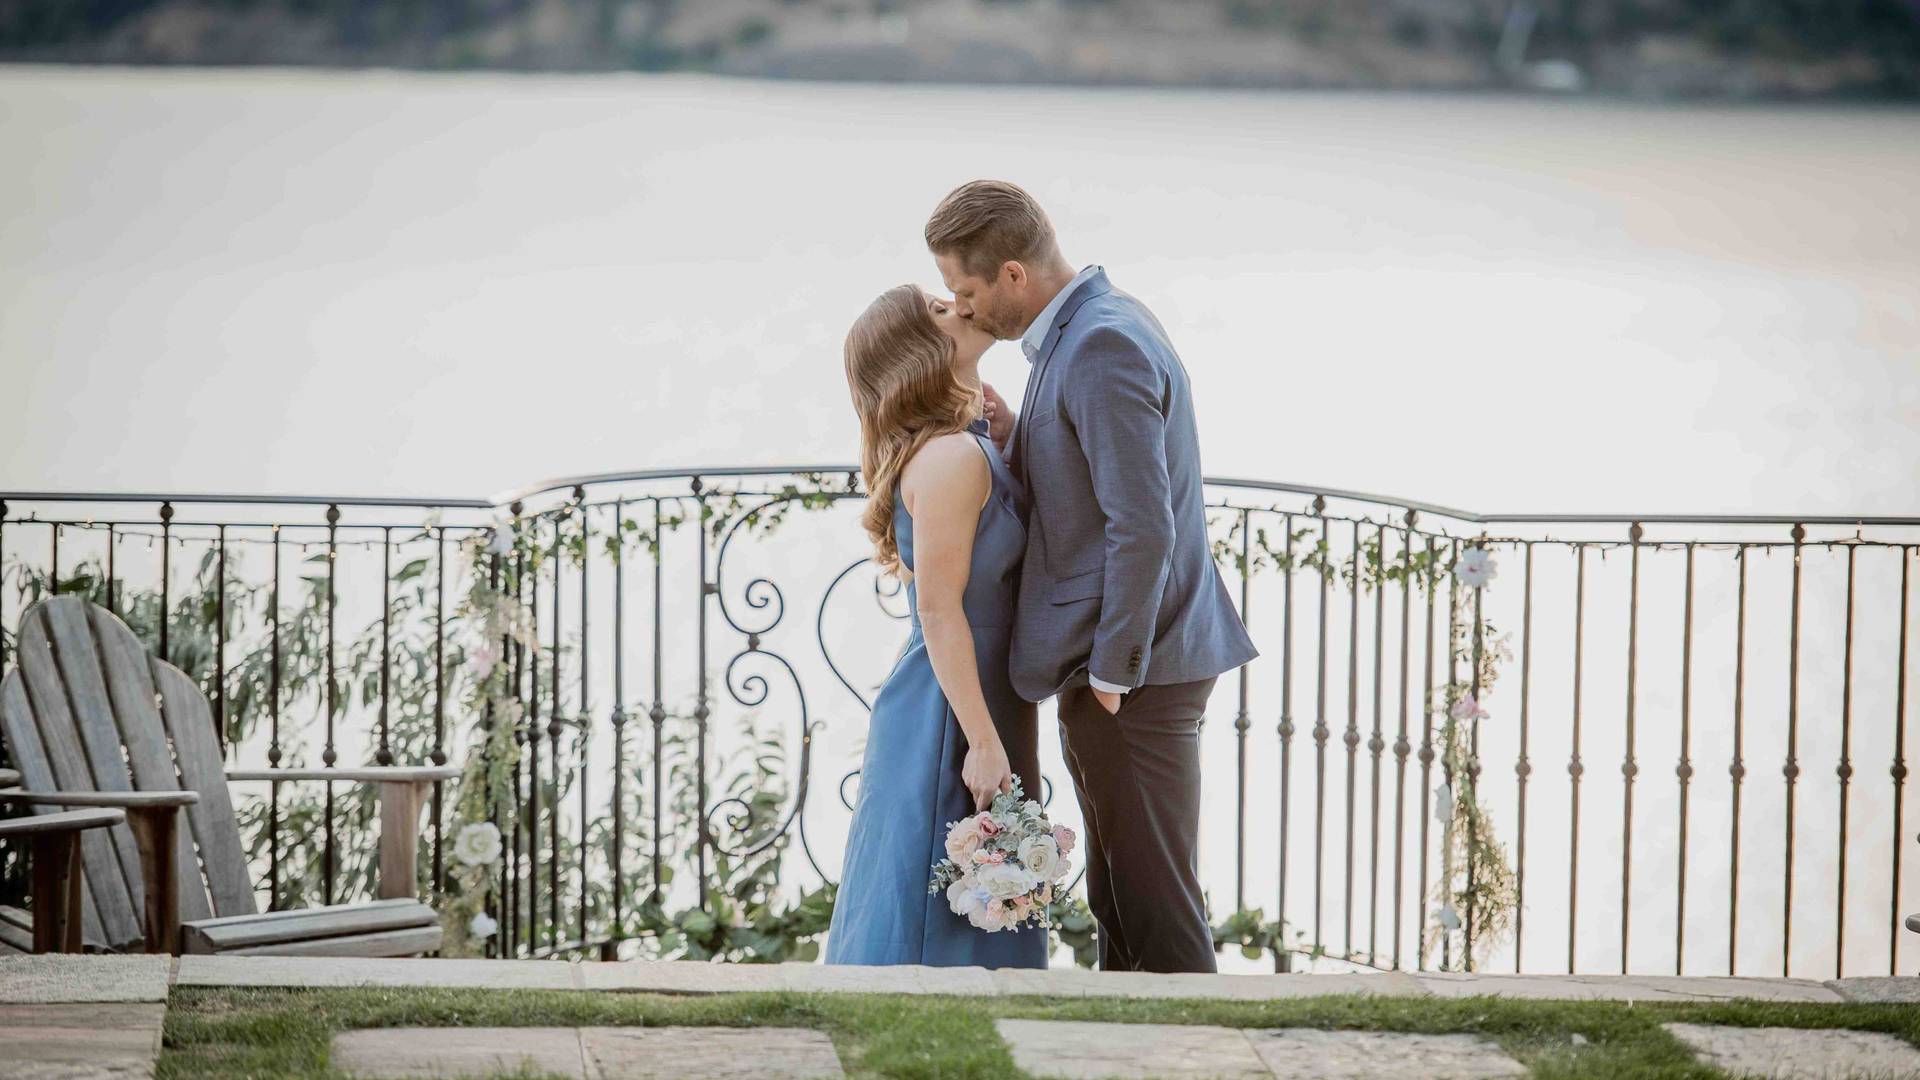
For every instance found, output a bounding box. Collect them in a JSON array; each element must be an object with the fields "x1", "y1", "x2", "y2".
[{"x1": 824, "y1": 423, "x2": 1048, "y2": 968}]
